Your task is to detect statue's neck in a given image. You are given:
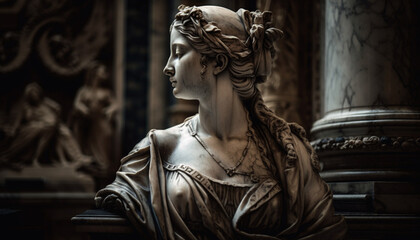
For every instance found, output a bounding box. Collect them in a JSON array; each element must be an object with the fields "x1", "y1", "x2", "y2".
[{"x1": 197, "y1": 74, "x2": 248, "y2": 141}]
